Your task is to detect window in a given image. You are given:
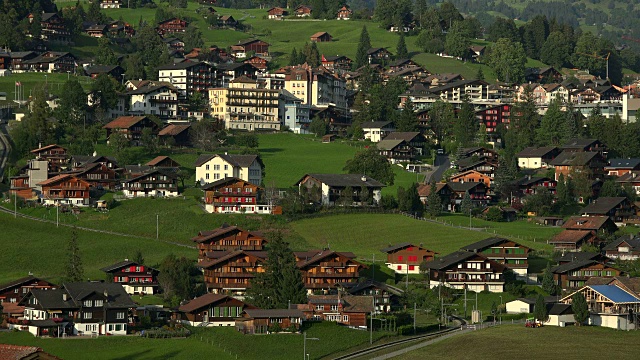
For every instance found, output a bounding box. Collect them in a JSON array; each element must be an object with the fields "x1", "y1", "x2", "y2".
[
  {"x1": 116, "y1": 312, "x2": 125, "y2": 320},
  {"x1": 206, "y1": 165, "x2": 210, "y2": 170},
  {"x1": 331, "y1": 305, "x2": 339, "y2": 311},
  {"x1": 224, "y1": 165, "x2": 228, "y2": 170},
  {"x1": 343, "y1": 315, "x2": 349, "y2": 322},
  {"x1": 214, "y1": 165, "x2": 220, "y2": 170},
  {"x1": 83, "y1": 312, "x2": 92, "y2": 319},
  {"x1": 397, "y1": 256, "x2": 403, "y2": 262},
  {"x1": 214, "y1": 174, "x2": 220, "y2": 180},
  {"x1": 94, "y1": 300, "x2": 103, "y2": 307},
  {"x1": 397, "y1": 265, "x2": 402, "y2": 270},
  {"x1": 315, "y1": 305, "x2": 324, "y2": 311},
  {"x1": 408, "y1": 256, "x2": 418, "y2": 262},
  {"x1": 409, "y1": 265, "x2": 415, "y2": 271},
  {"x1": 205, "y1": 174, "x2": 210, "y2": 180},
  {"x1": 84, "y1": 300, "x2": 92, "y2": 307},
  {"x1": 14, "y1": 289, "x2": 18, "y2": 293}
]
